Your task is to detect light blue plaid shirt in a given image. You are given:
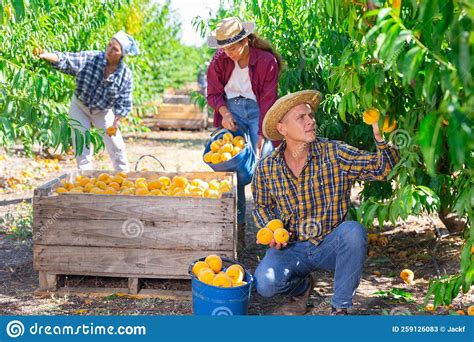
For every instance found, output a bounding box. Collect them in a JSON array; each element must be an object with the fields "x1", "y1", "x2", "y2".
[{"x1": 53, "y1": 51, "x2": 133, "y2": 116}]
